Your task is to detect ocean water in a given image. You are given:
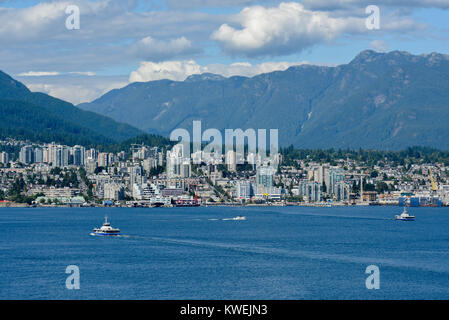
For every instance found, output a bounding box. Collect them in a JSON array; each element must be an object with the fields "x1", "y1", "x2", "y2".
[{"x1": 1, "y1": 206, "x2": 449, "y2": 300}]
